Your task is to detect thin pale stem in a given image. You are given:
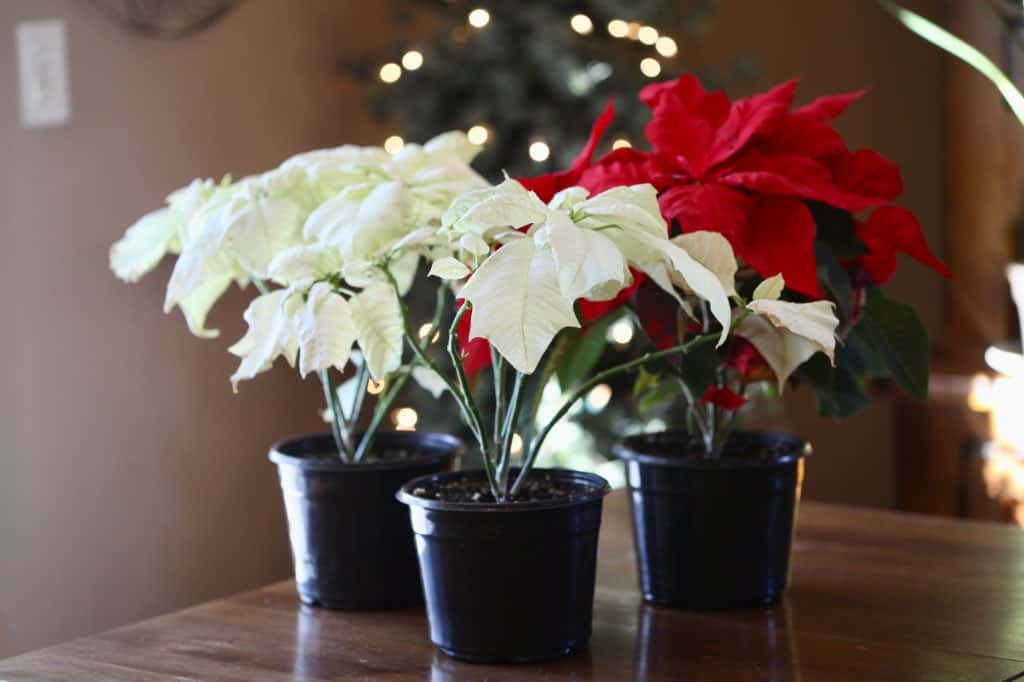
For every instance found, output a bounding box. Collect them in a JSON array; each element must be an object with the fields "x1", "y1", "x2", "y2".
[
  {"x1": 510, "y1": 333, "x2": 720, "y2": 497},
  {"x1": 447, "y1": 302, "x2": 488, "y2": 444},
  {"x1": 381, "y1": 269, "x2": 495, "y2": 492},
  {"x1": 353, "y1": 370, "x2": 410, "y2": 462},
  {"x1": 347, "y1": 355, "x2": 370, "y2": 431},
  {"x1": 495, "y1": 370, "x2": 525, "y2": 500},
  {"x1": 492, "y1": 349, "x2": 506, "y2": 451},
  {"x1": 320, "y1": 369, "x2": 352, "y2": 462}
]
